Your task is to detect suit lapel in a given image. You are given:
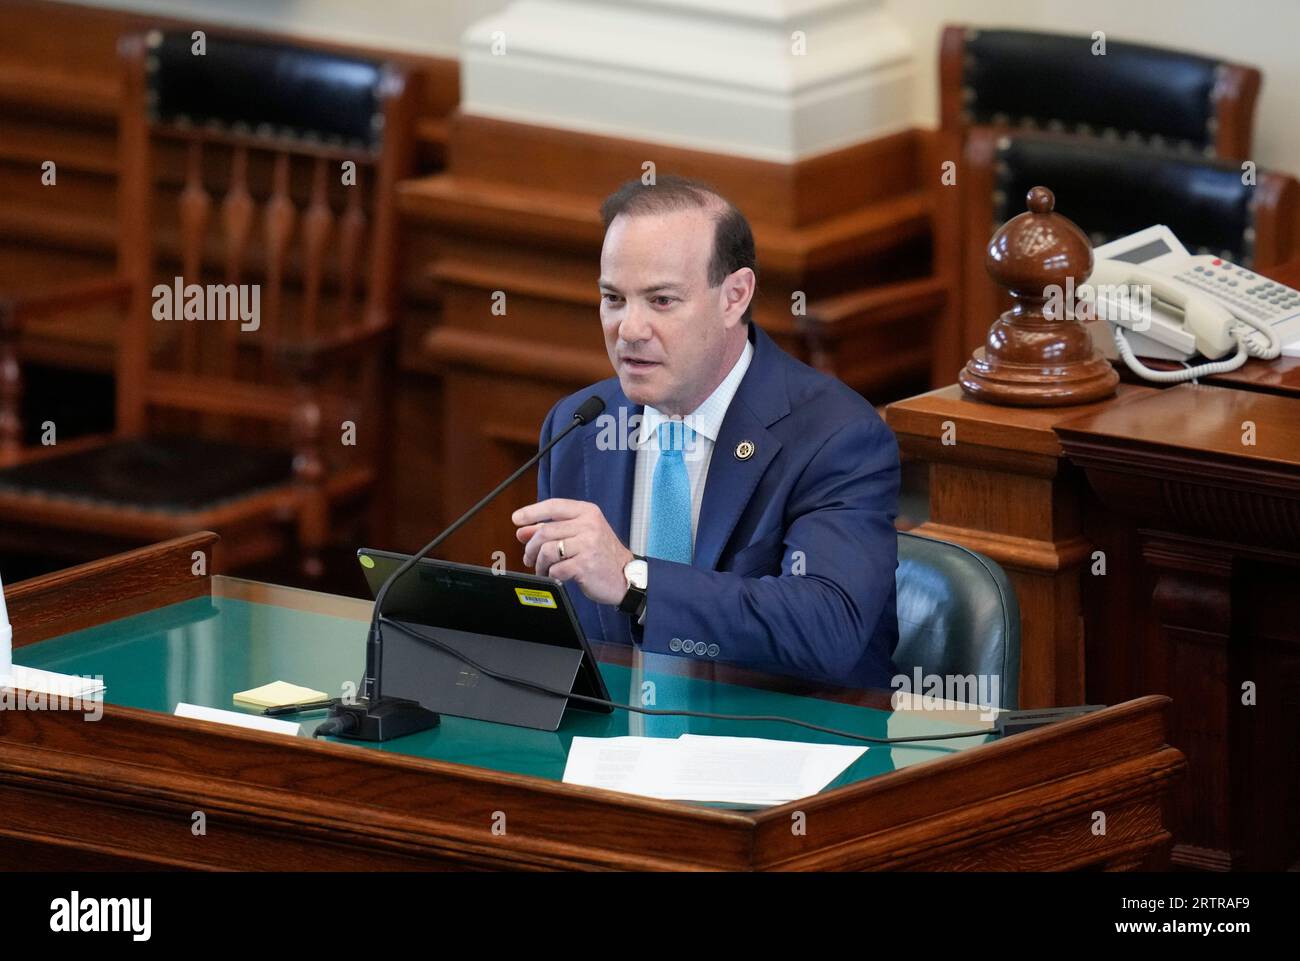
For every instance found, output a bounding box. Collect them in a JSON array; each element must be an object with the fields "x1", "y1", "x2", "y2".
[
  {"x1": 693, "y1": 325, "x2": 788, "y2": 571},
  {"x1": 693, "y1": 403, "x2": 779, "y2": 571}
]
